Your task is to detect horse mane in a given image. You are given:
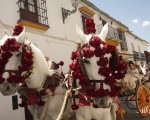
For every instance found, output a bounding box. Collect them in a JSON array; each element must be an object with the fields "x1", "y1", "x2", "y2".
[
  {"x1": 26, "y1": 43, "x2": 50, "y2": 88},
  {"x1": 109, "y1": 50, "x2": 119, "y2": 71}
]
